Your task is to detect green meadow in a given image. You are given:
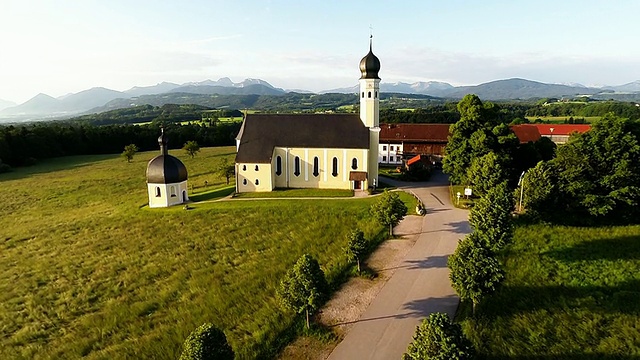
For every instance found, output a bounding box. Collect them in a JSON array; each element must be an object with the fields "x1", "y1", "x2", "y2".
[
  {"x1": 0, "y1": 147, "x2": 413, "y2": 359},
  {"x1": 459, "y1": 224, "x2": 640, "y2": 359}
]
